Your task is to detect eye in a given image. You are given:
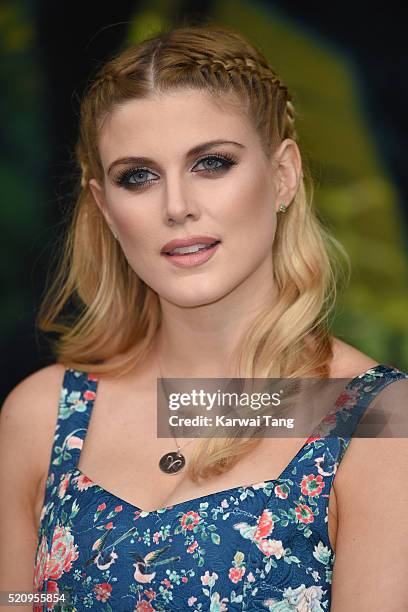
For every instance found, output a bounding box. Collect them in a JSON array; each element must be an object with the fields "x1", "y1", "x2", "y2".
[
  {"x1": 114, "y1": 167, "x2": 157, "y2": 189},
  {"x1": 193, "y1": 153, "x2": 237, "y2": 174}
]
